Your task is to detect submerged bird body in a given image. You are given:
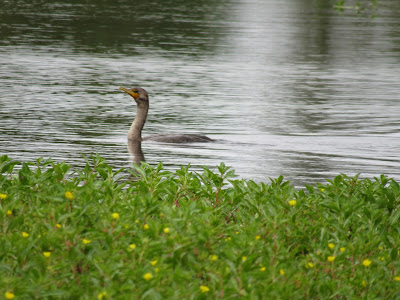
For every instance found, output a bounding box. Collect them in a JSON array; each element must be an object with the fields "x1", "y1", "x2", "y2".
[
  {"x1": 120, "y1": 87, "x2": 213, "y2": 143},
  {"x1": 143, "y1": 134, "x2": 213, "y2": 143}
]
